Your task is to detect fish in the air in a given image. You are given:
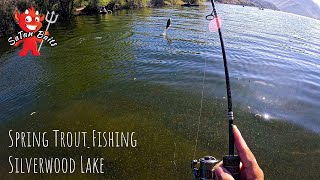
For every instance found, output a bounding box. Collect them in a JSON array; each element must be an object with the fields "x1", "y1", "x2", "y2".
[{"x1": 162, "y1": 18, "x2": 171, "y2": 36}]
